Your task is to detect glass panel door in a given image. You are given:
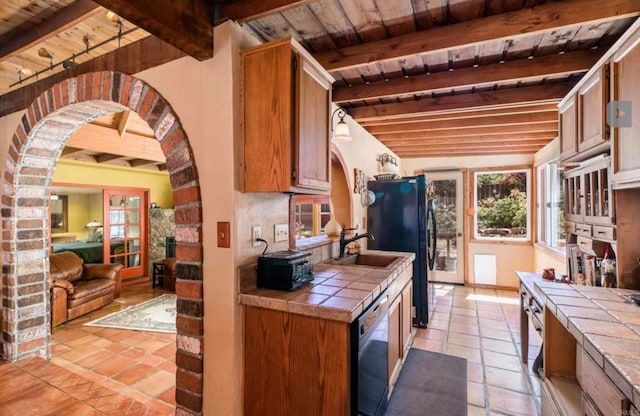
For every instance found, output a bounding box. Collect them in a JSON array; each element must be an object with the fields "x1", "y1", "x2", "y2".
[
  {"x1": 428, "y1": 171, "x2": 464, "y2": 284},
  {"x1": 103, "y1": 189, "x2": 147, "y2": 281}
]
